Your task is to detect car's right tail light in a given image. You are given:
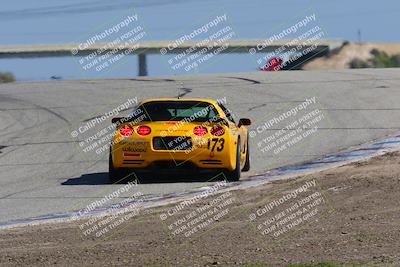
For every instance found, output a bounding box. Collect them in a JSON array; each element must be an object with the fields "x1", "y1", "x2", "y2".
[
  {"x1": 137, "y1": 125, "x2": 151, "y2": 136},
  {"x1": 211, "y1": 126, "x2": 225, "y2": 136}
]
